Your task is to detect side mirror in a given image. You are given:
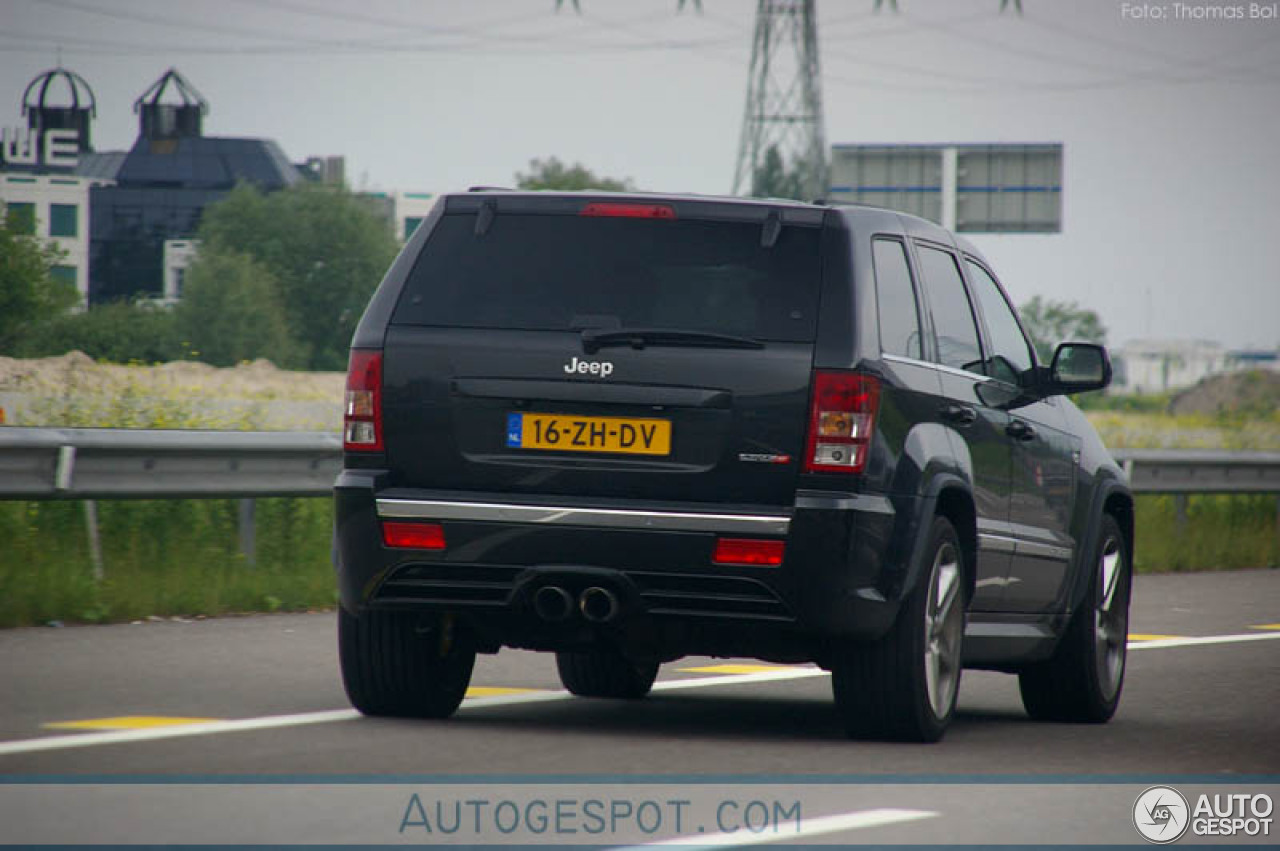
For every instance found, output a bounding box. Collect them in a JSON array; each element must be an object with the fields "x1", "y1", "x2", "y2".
[{"x1": 1045, "y1": 342, "x2": 1111, "y2": 396}]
